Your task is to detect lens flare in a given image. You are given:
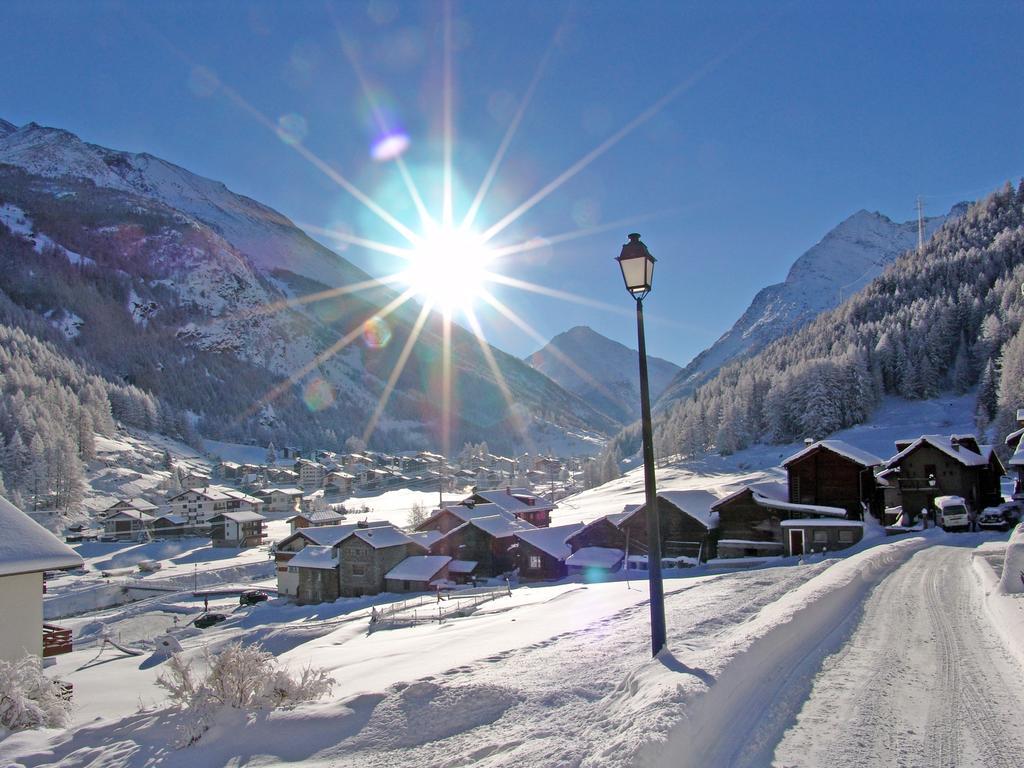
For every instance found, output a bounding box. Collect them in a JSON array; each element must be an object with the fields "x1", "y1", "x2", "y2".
[
  {"x1": 302, "y1": 377, "x2": 335, "y2": 412},
  {"x1": 363, "y1": 316, "x2": 393, "y2": 348},
  {"x1": 276, "y1": 113, "x2": 308, "y2": 146},
  {"x1": 403, "y1": 226, "x2": 494, "y2": 310},
  {"x1": 371, "y1": 131, "x2": 411, "y2": 161}
]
